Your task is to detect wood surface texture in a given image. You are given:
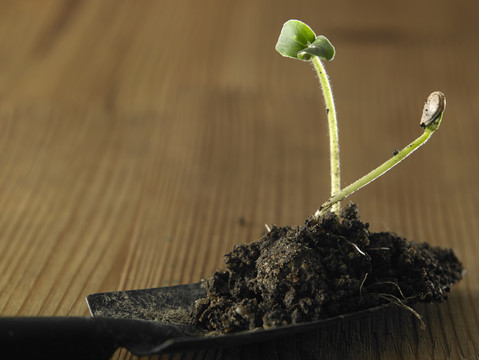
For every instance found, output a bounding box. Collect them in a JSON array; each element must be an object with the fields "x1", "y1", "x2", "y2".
[{"x1": 1, "y1": 1, "x2": 478, "y2": 359}]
